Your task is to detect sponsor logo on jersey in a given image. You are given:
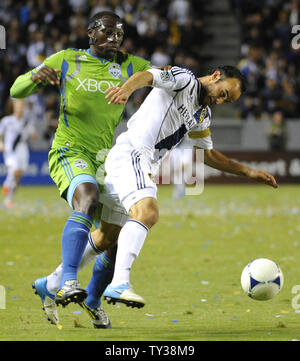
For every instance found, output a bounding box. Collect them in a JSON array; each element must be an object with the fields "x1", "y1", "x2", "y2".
[
  {"x1": 177, "y1": 104, "x2": 197, "y2": 129},
  {"x1": 74, "y1": 159, "x2": 88, "y2": 169},
  {"x1": 78, "y1": 55, "x2": 88, "y2": 61},
  {"x1": 108, "y1": 63, "x2": 121, "y2": 78},
  {"x1": 75, "y1": 78, "x2": 121, "y2": 93}
]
